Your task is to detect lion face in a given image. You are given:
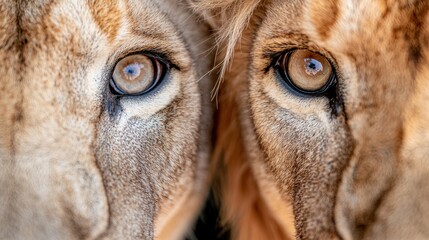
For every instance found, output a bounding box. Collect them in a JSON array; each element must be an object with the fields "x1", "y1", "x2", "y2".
[
  {"x1": 0, "y1": 0, "x2": 213, "y2": 239},
  {"x1": 248, "y1": 0, "x2": 429, "y2": 238},
  {"x1": 193, "y1": 0, "x2": 429, "y2": 239}
]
